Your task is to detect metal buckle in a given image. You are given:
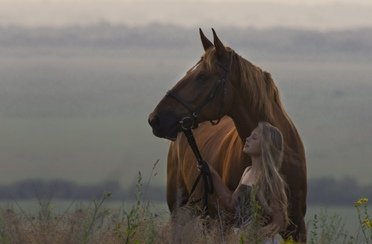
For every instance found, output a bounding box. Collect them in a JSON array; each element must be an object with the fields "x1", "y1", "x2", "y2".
[{"x1": 179, "y1": 116, "x2": 195, "y2": 130}]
